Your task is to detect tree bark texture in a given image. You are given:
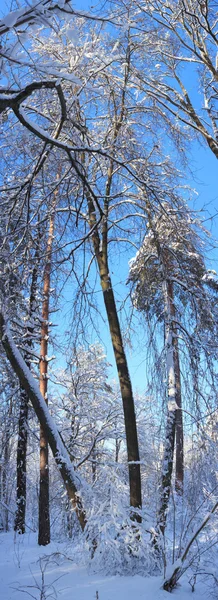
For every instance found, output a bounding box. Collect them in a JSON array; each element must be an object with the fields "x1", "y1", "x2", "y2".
[{"x1": 14, "y1": 386, "x2": 29, "y2": 534}]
